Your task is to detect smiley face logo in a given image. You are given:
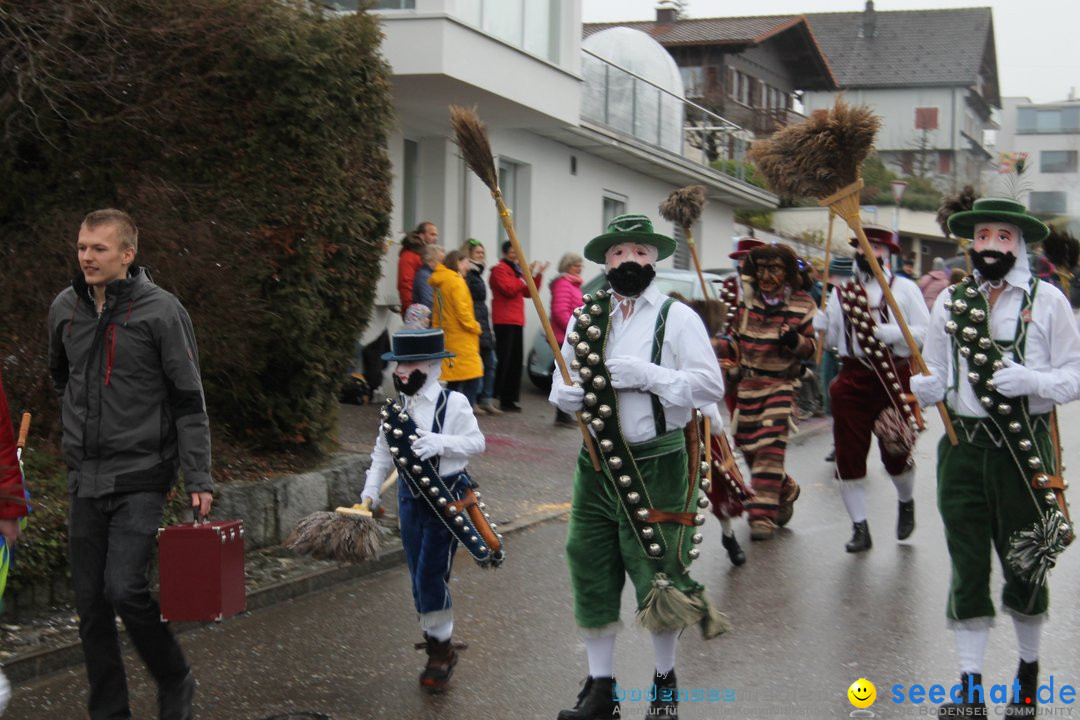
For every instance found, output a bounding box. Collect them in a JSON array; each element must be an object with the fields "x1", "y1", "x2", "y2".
[{"x1": 848, "y1": 678, "x2": 876, "y2": 708}]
